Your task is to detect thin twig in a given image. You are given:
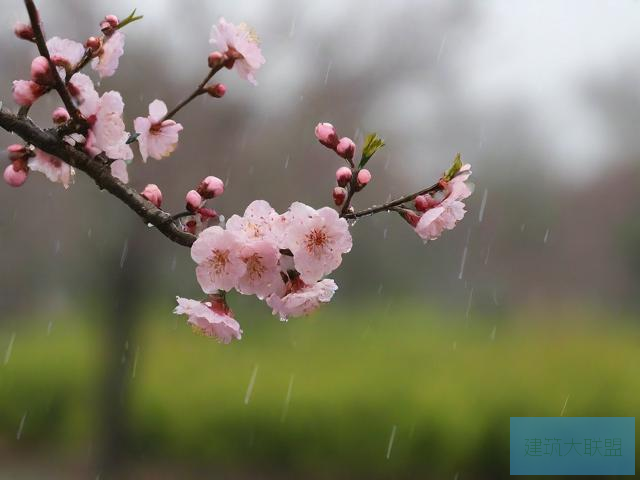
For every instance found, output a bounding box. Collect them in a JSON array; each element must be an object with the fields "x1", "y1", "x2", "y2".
[
  {"x1": 343, "y1": 182, "x2": 443, "y2": 220},
  {"x1": 0, "y1": 107, "x2": 196, "y2": 247},
  {"x1": 24, "y1": 0, "x2": 79, "y2": 119},
  {"x1": 161, "y1": 64, "x2": 224, "y2": 122}
]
